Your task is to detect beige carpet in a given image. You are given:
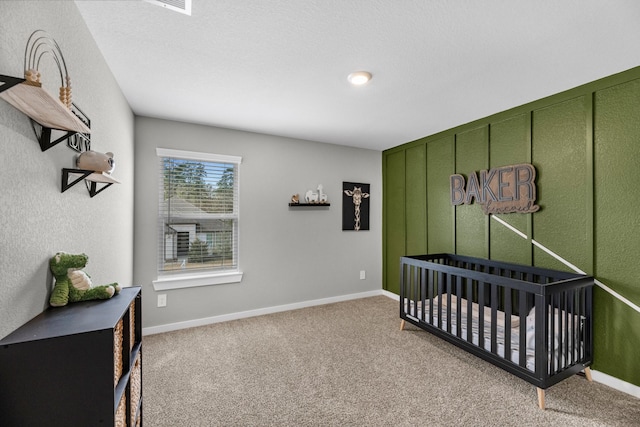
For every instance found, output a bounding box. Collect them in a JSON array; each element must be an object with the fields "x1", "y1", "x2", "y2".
[{"x1": 142, "y1": 296, "x2": 639, "y2": 426}]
